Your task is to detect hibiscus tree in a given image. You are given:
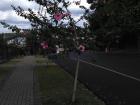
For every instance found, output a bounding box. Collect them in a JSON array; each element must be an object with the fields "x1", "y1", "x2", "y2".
[{"x1": 11, "y1": 0, "x2": 92, "y2": 103}]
